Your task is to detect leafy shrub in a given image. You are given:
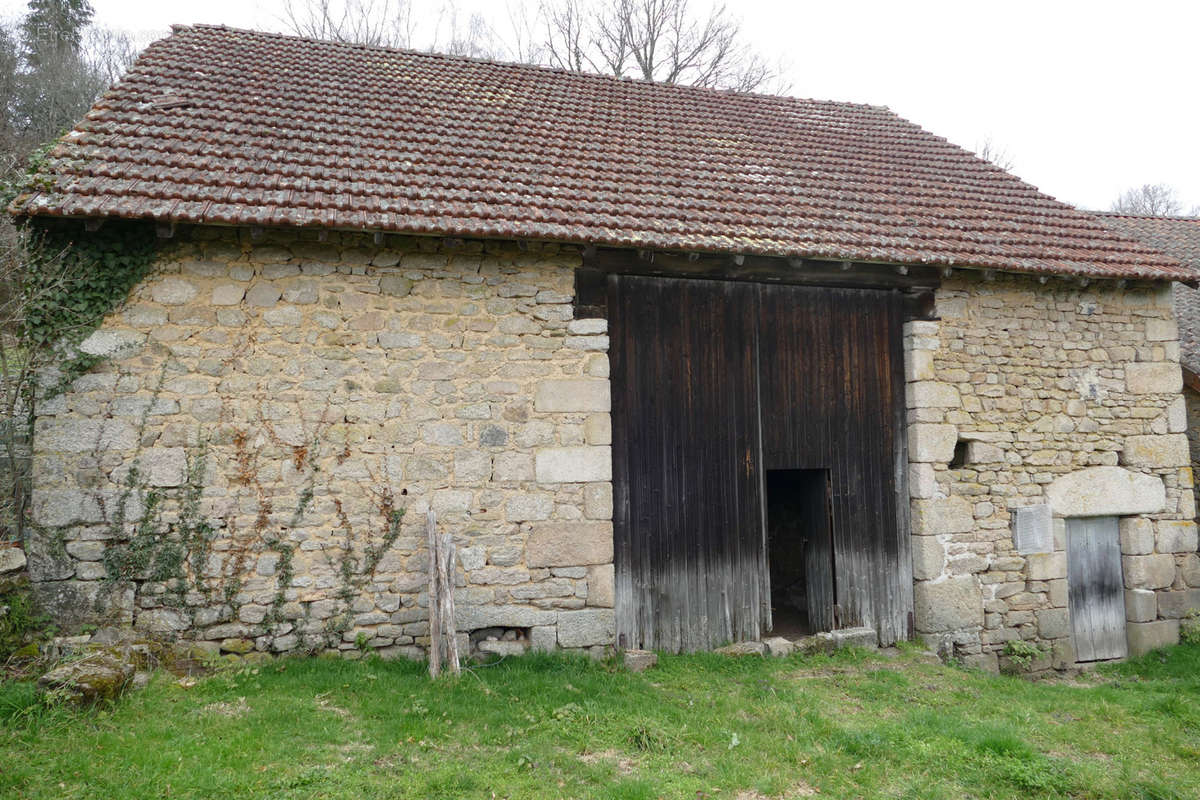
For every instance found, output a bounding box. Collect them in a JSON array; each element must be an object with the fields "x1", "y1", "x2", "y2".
[
  {"x1": 1002, "y1": 640, "x2": 1044, "y2": 672},
  {"x1": 0, "y1": 578, "x2": 53, "y2": 660},
  {"x1": 1180, "y1": 609, "x2": 1200, "y2": 645}
]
